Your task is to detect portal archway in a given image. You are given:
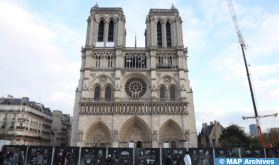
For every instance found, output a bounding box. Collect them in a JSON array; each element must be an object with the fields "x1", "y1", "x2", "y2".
[
  {"x1": 119, "y1": 116, "x2": 151, "y2": 147},
  {"x1": 85, "y1": 121, "x2": 111, "y2": 147},
  {"x1": 159, "y1": 119, "x2": 183, "y2": 148}
]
